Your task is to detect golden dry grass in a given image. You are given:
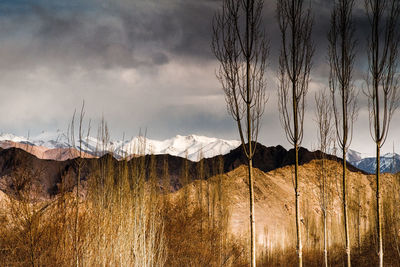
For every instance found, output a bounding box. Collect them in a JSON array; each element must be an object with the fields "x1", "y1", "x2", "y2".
[{"x1": 0, "y1": 158, "x2": 399, "y2": 266}]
